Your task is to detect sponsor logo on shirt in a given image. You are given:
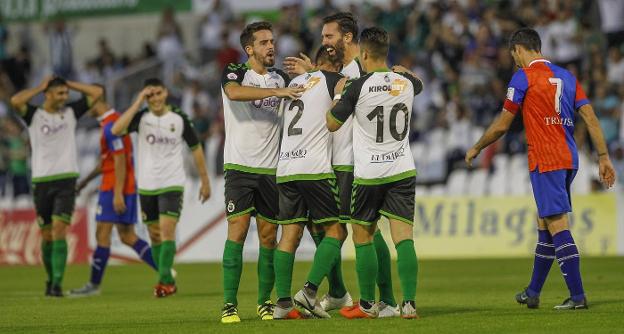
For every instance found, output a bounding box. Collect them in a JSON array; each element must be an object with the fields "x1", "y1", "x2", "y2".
[
  {"x1": 40, "y1": 123, "x2": 68, "y2": 135},
  {"x1": 145, "y1": 134, "x2": 178, "y2": 145},
  {"x1": 252, "y1": 96, "x2": 280, "y2": 109},
  {"x1": 370, "y1": 146, "x2": 406, "y2": 163},
  {"x1": 279, "y1": 148, "x2": 308, "y2": 160},
  {"x1": 544, "y1": 116, "x2": 573, "y2": 127},
  {"x1": 368, "y1": 79, "x2": 407, "y2": 96}
]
